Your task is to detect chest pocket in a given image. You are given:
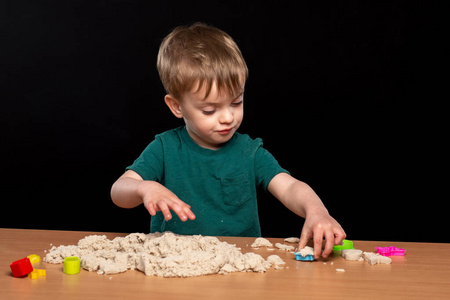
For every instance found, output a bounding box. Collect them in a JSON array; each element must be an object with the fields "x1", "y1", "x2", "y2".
[{"x1": 220, "y1": 174, "x2": 252, "y2": 207}]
